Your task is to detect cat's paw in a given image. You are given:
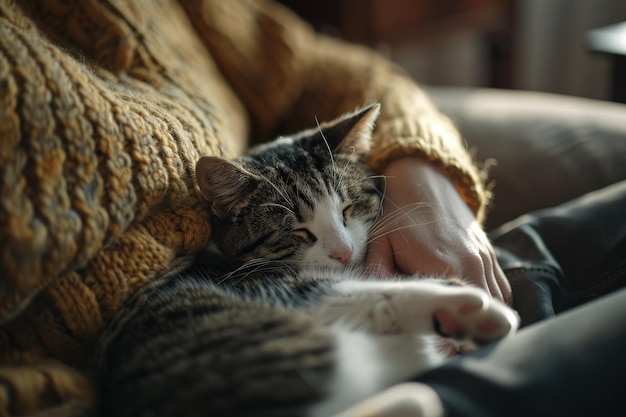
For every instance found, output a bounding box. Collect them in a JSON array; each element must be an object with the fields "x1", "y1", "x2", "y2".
[
  {"x1": 316, "y1": 280, "x2": 519, "y2": 348},
  {"x1": 432, "y1": 286, "x2": 519, "y2": 352}
]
